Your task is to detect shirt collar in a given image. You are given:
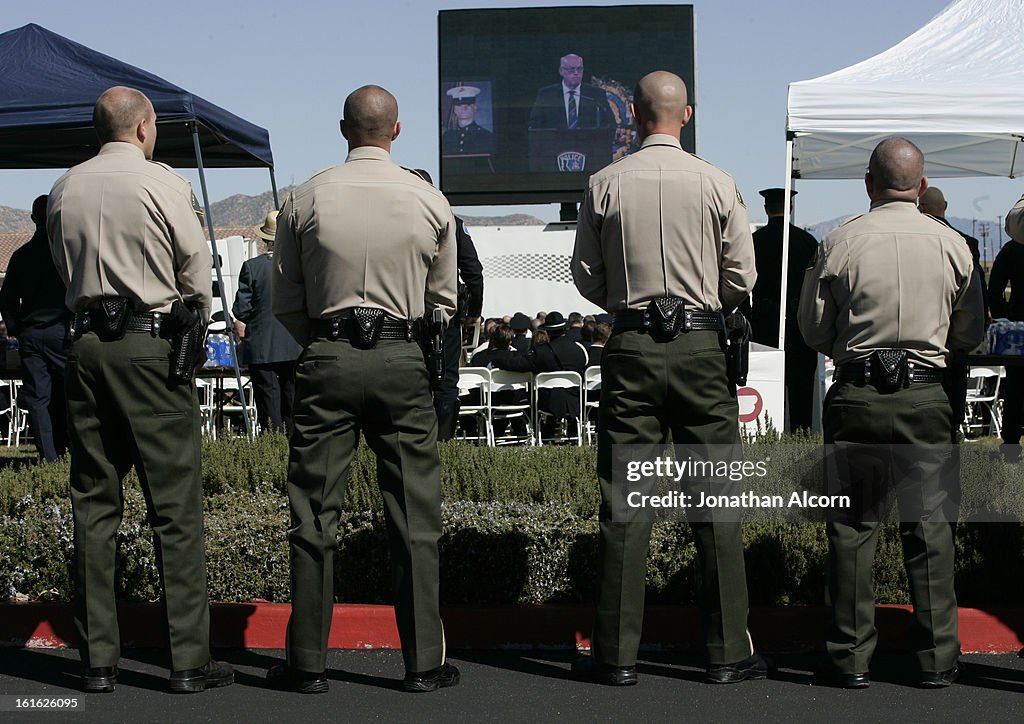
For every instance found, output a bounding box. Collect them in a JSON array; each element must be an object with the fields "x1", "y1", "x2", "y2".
[
  {"x1": 869, "y1": 199, "x2": 918, "y2": 211},
  {"x1": 345, "y1": 146, "x2": 392, "y2": 163},
  {"x1": 640, "y1": 133, "x2": 683, "y2": 150},
  {"x1": 563, "y1": 83, "x2": 580, "y2": 96},
  {"x1": 98, "y1": 142, "x2": 146, "y2": 159}
]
